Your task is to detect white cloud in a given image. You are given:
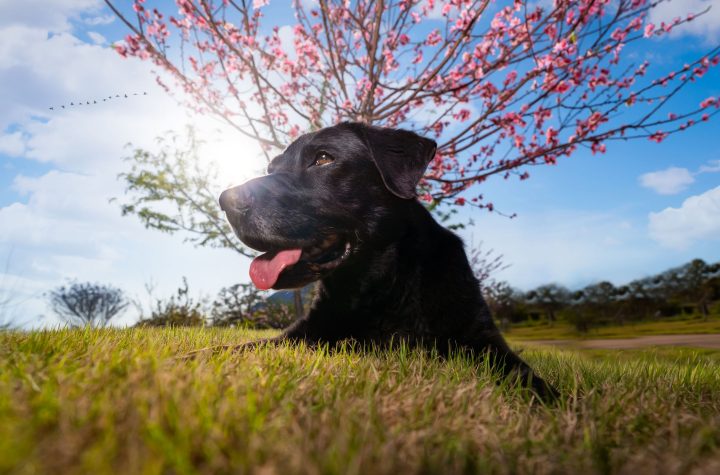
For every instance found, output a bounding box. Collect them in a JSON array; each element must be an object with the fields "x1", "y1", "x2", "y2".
[
  {"x1": 0, "y1": 0, "x2": 101, "y2": 32},
  {"x1": 0, "y1": 2, "x2": 267, "y2": 328},
  {"x1": 0, "y1": 131, "x2": 23, "y2": 156},
  {"x1": 648, "y1": 186, "x2": 720, "y2": 249},
  {"x1": 458, "y1": 210, "x2": 658, "y2": 290},
  {"x1": 277, "y1": 25, "x2": 297, "y2": 61},
  {"x1": 649, "y1": 0, "x2": 720, "y2": 43},
  {"x1": 639, "y1": 166, "x2": 695, "y2": 195},
  {"x1": 423, "y1": 1, "x2": 449, "y2": 20},
  {"x1": 699, "y1": 159, "x2": 720, "y2": 173},
  {"x1": 87, "y1": 31, "x2": 106, "y2": 45},
  {"x1": 83, "y1": 14, "x2": 115, "y2": 26},
  {"x1": 298, "y1": 0, "x2": 318, "y2": 10}
]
